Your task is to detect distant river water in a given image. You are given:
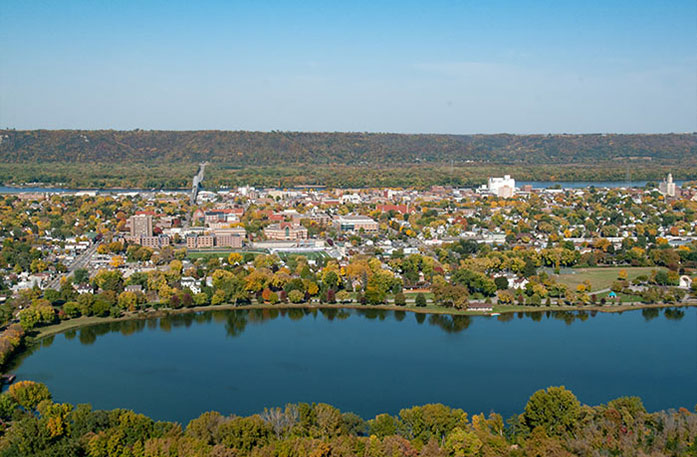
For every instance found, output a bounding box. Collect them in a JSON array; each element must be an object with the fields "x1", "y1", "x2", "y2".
[
  {"x1": 10, "y1": 307, "x2": 697, "y2": 424},
  {"x1": 0, "y1": 181, "x2": 688, "y2": 193},
  {"x1": 516, "y1": 180, "x2": 687, "y2": 189}
]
